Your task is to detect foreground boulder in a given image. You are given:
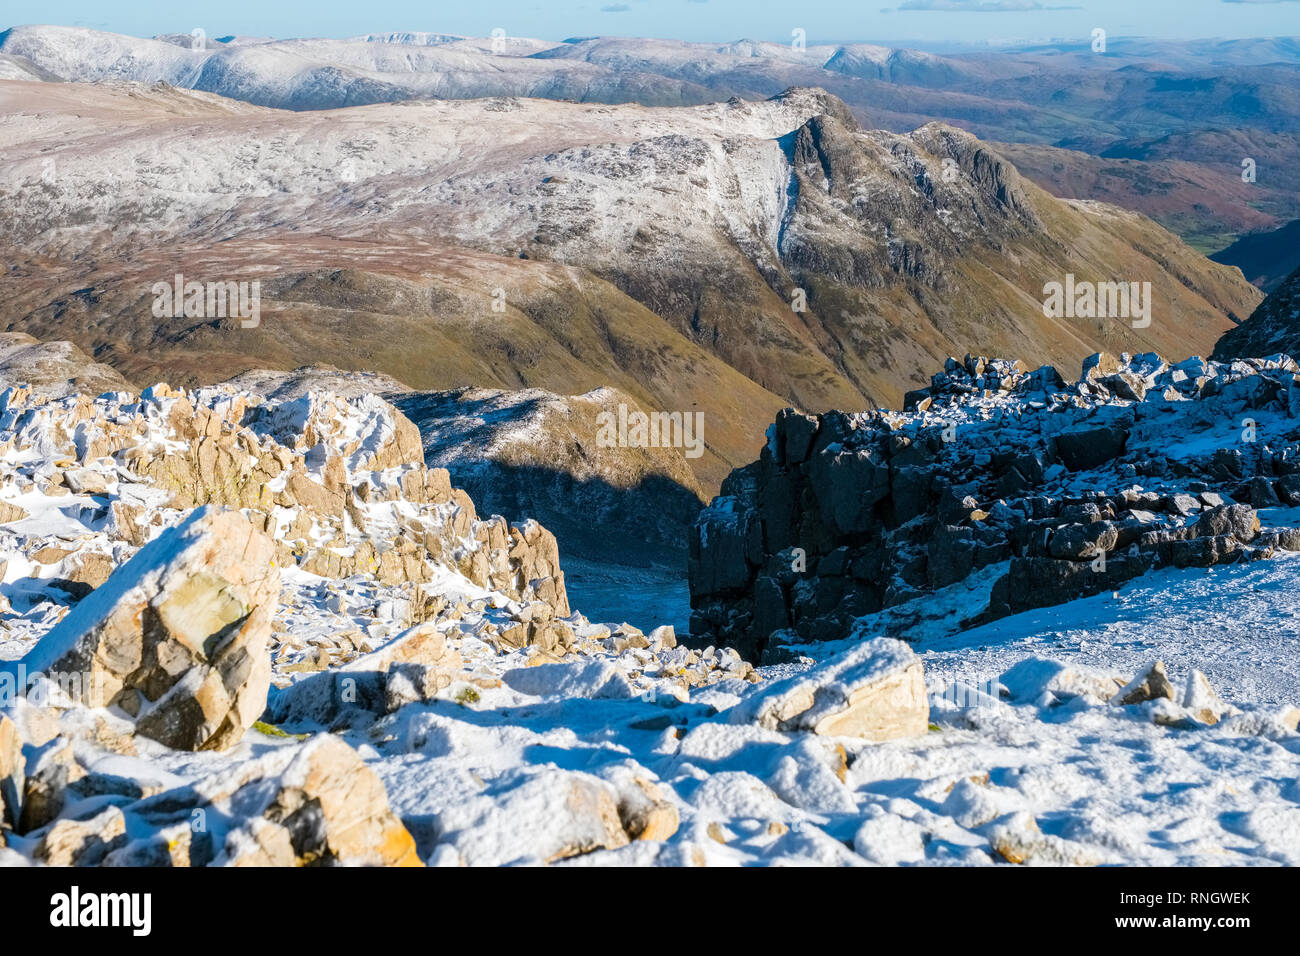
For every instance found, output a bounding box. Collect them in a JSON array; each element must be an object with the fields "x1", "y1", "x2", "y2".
[
  {"x1": 20, "y1": 734, "x2": 423, "y2": 866},
  {"x1": 12, "y1": 507, "x2": 280, "y2": 751},
  {"x1": 211, "y1": 735, "x2": 422, "y2": 867},
  {"x1": 729, "y1": 637, "x2": 928, "y2": 741},
  {"x1": 33, "y1": 806, "x2": 127, "y2": 866}
]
